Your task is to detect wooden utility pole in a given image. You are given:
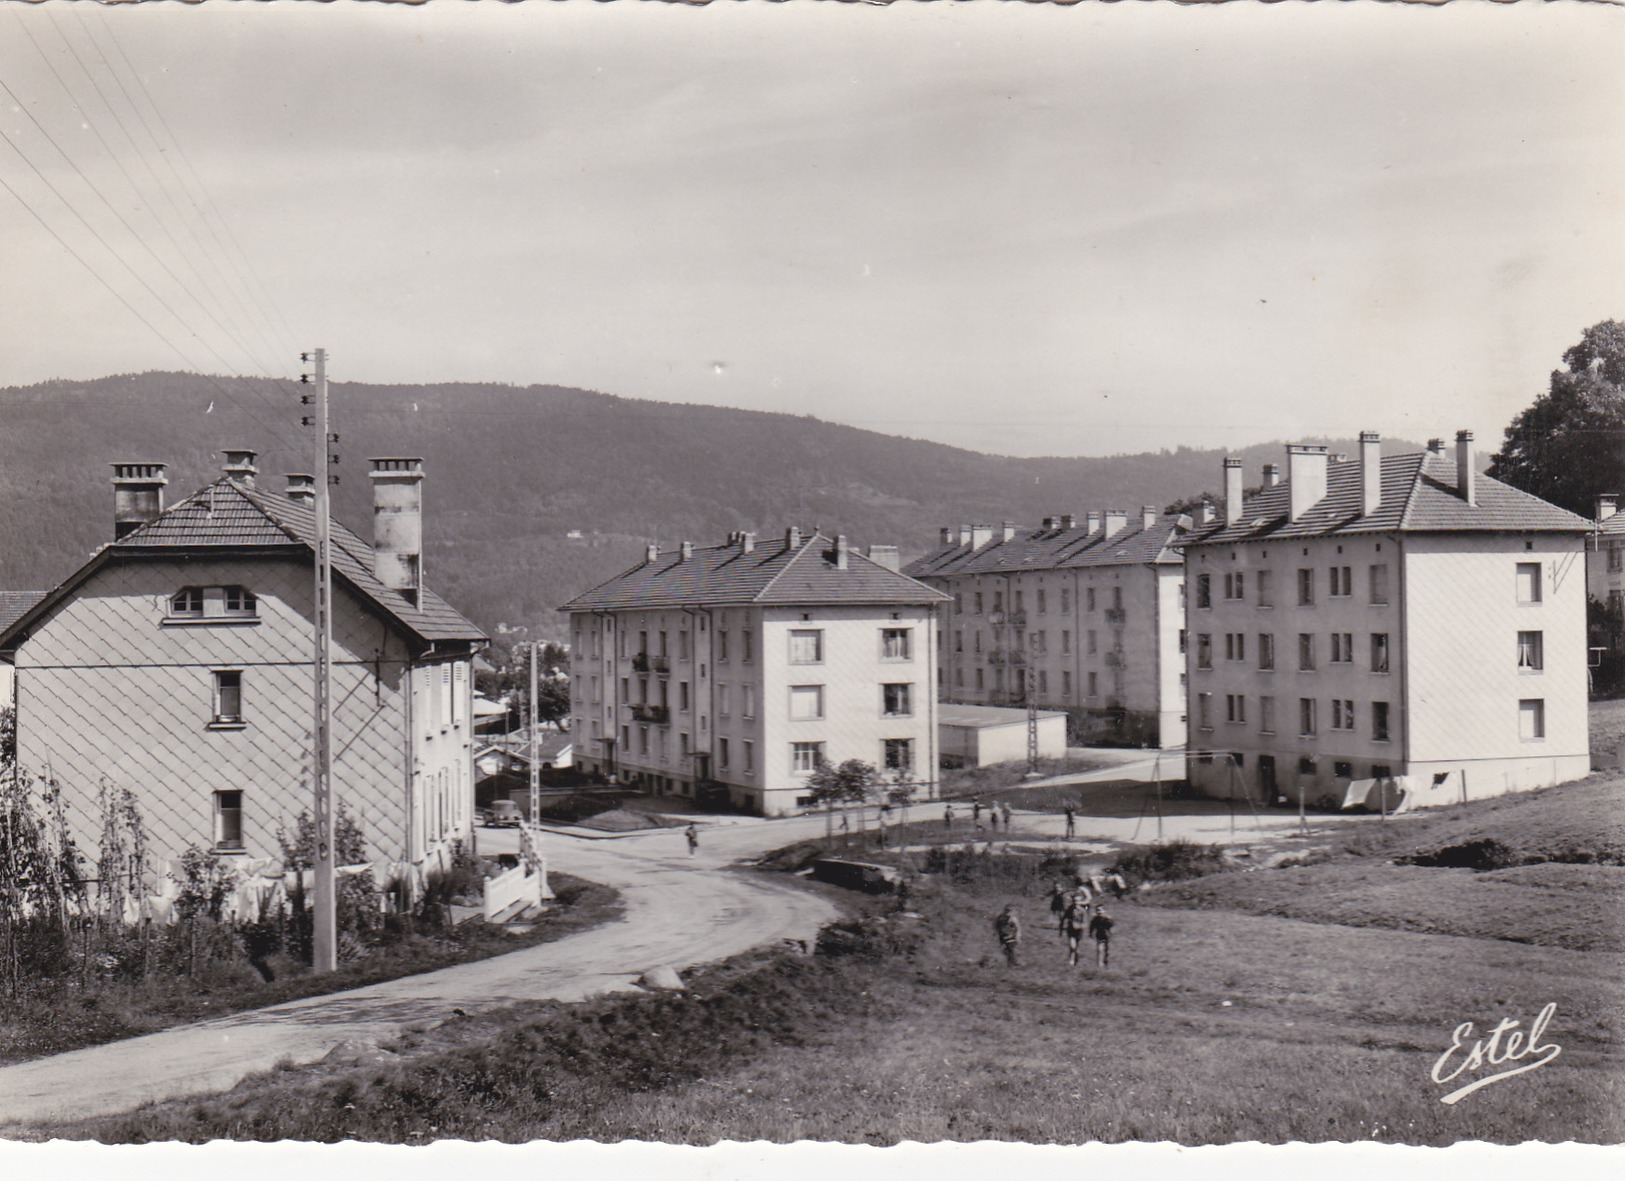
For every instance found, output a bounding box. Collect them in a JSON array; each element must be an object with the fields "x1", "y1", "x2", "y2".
[
  {"x1": 529, "y1": 640, "x2": 540, "y2": 824},
  {"x1": 304, "y1": 348, "x2": 337, "y2": 973}
]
